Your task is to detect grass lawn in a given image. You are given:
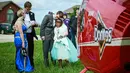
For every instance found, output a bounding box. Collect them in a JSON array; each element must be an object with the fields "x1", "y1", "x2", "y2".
[{"x1": 0, "y1": 41, "x2": 93, "y2": 73}]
